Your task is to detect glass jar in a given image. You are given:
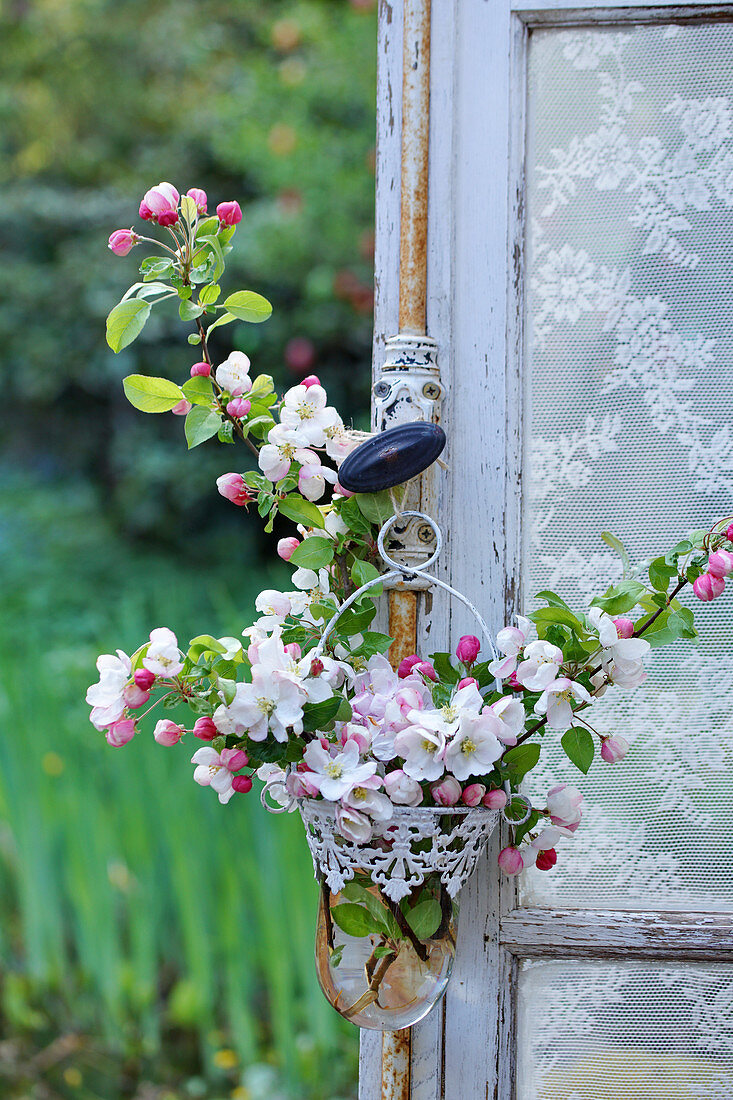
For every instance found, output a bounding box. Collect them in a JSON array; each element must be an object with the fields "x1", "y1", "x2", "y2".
[{"x1": 313, "y1": 871, "x2": 458, "y2": 1030}]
